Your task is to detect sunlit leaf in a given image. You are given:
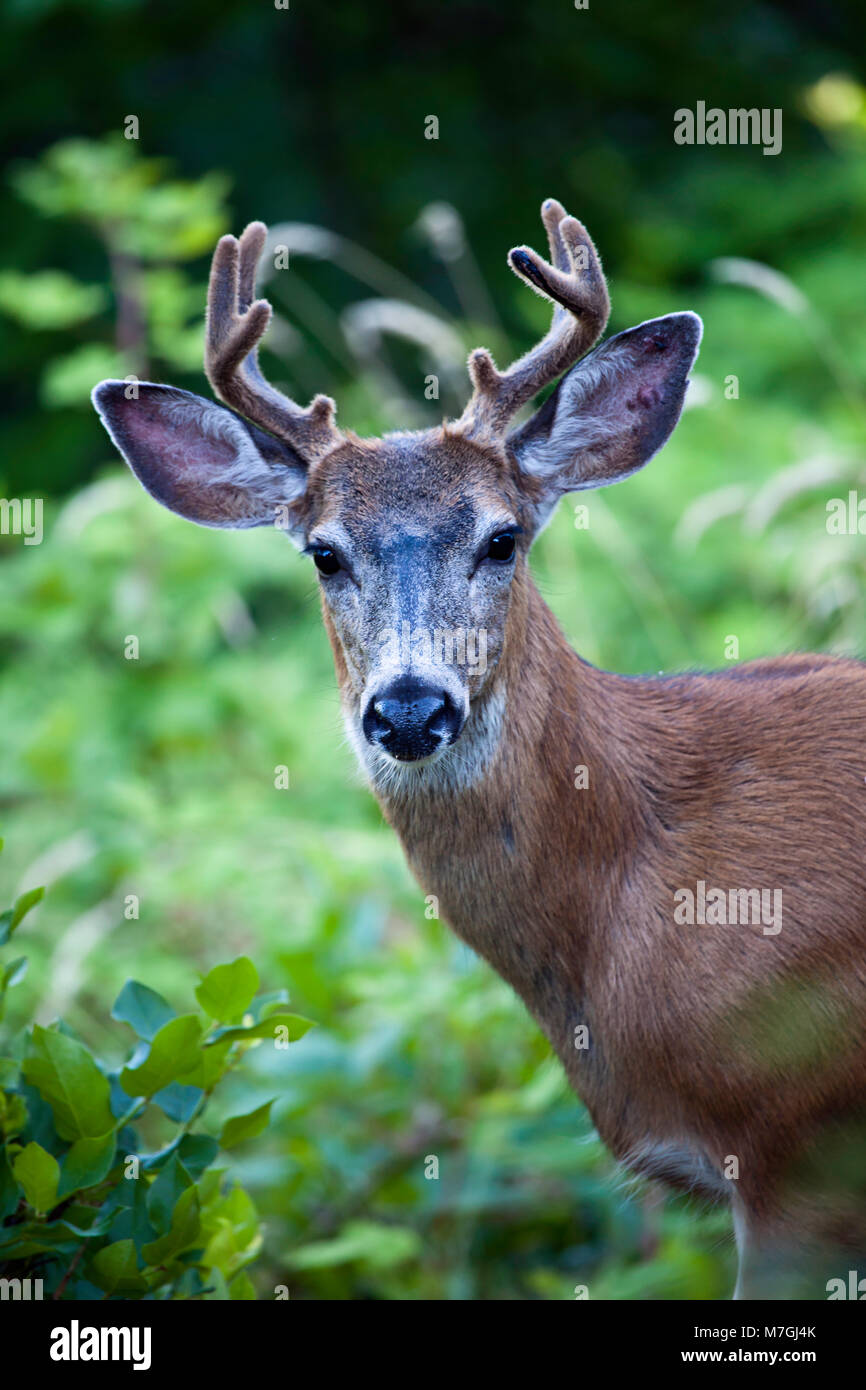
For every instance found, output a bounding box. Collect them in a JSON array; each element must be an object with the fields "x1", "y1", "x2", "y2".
[
  {"x1": 90, "y1": 1238, "x2": 148, "y2": 1295},
  {"x1": 0, "y1": 270, "x2": 107, "y2": 329},
  {"x1": 23, "y1": 1025, "x2": 114, "y2": 1141},
  {"x1": 0, "y1": 886, "x2": 44, "y2": 946},
  {"x1": 219, "y1": 1099, "x2": 274, "y2": 1149},
  {"x1": 195, "y1": 957, "x2": 259, "y2": 1023},
  {"x1": 120, "y1": 1015, "x2": 202, "y2": 1098},
  {"x1": 13, "y1": 1141, "x2": 60, "y2": 1214},
  {"x1": 205, "y1": 1014, "x2": 314, "y2": 1047}
]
